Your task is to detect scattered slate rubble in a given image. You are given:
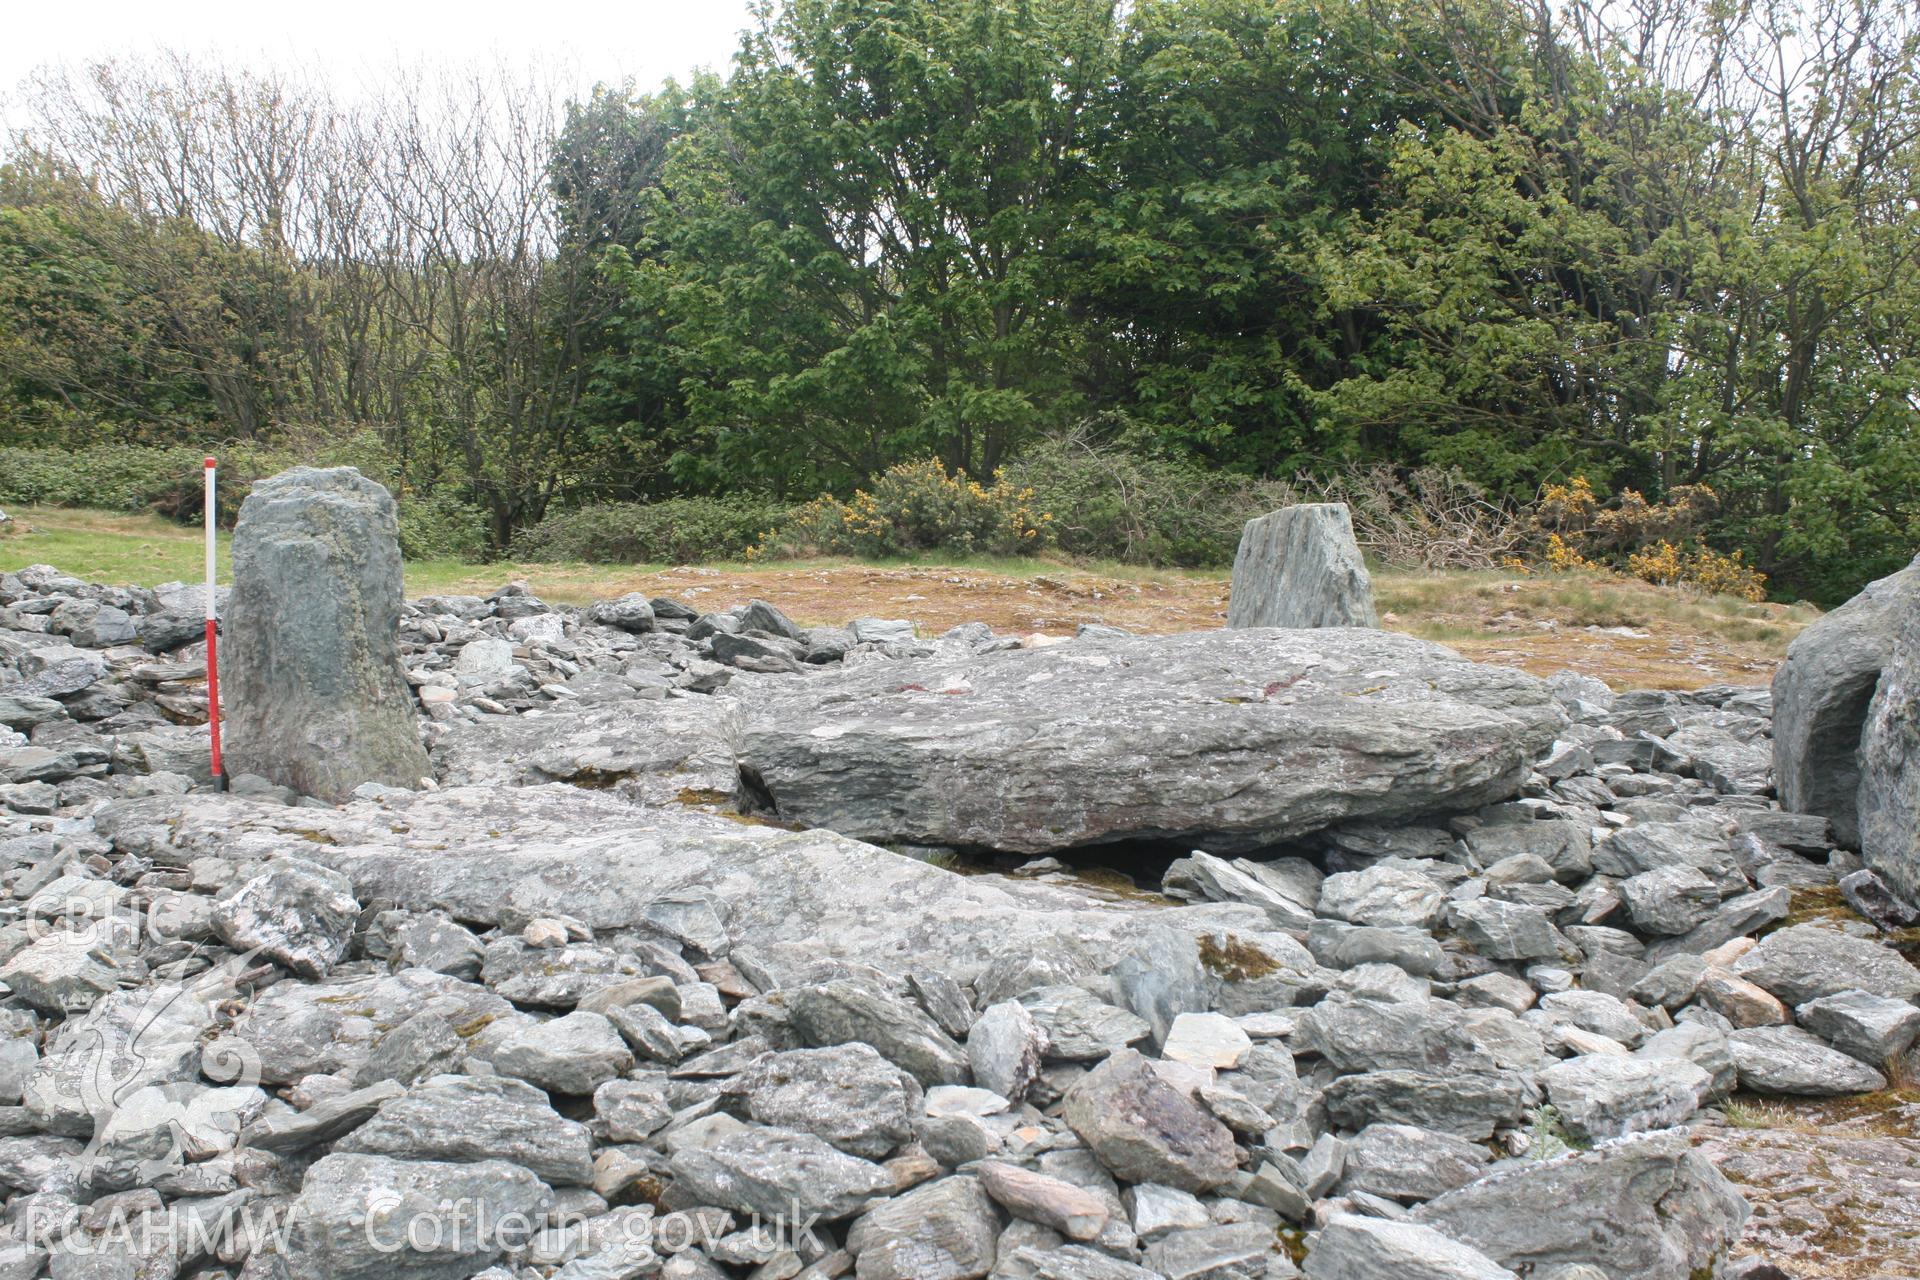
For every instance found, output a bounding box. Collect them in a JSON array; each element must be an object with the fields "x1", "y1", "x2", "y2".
[{"x1": 2, "y1": 555, "x2": 1919, "y2": 1279}]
